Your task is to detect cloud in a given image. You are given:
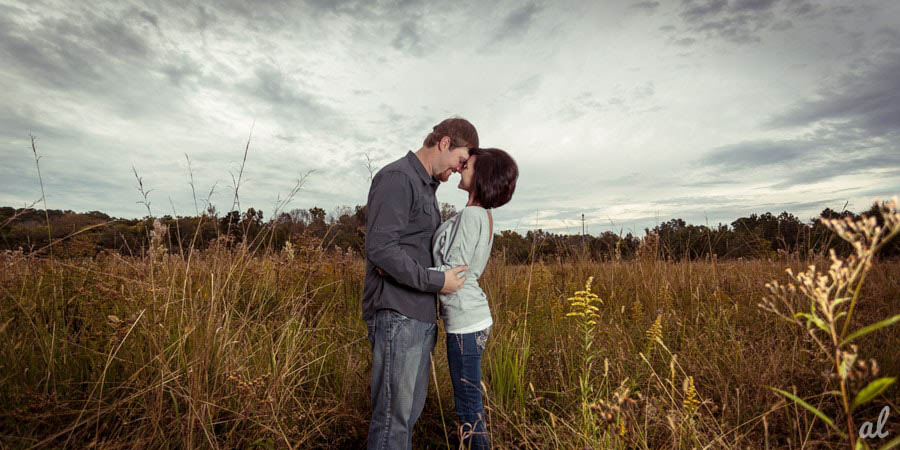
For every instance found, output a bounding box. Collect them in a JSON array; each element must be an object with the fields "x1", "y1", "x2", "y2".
[
  {"x1": 698, "y1": 139, "x2": 816, "y2": 170},
  {"x1": 673, "y1": 0, "x2": 820, "y2": 45},
  {"x1": 0, "y1": 107, "x2": 81, "y2": 142},
  {"x1": 0, "y1": 133, "x2": 161, "y2": 215},
  {"x1": 137, "y1": 10, "x2": 160, "y2": 28},
  {"x1": 491, "y1": 3, "x2": 541, "y2": 44},
  {"x1": 211, "y1": 1, "x2": 293, "y2": 31},
  {"x1": 680, "y1": 0, "x2": 729, "y2": 22},
  {"x1": 507, "y1": 75, "x2": 543, "y2": 97},
  {"x1": 391, "y1": 20, "x2": 426, "y2": 56},
  {"x1": 766, "y1": 52, "x2": 900, "y2": 137},
  {"x1": 694, "y1": 48, "x2": 900, "y2": 189},
  {"x1": 631, "y1": 1, "x2": 660, "y2": 11},
  {"x1": 695, "y1": 131, "x2": 898, "y2": 189},
  {"x1": 1, "y1": 0, "x2": 896, "y2": 229},
  {"x1": 241, "y1": 66, "x2": 324, "y2": 113},
  {"x1": 784, "y1": 0, "x2": 818, "y2": 16},
  {"x1": 159, "y1": 53, "x2": 205, "y2": 87},
  {"x1": 303, "y1": 0, "x2": 377, "y2": 17},
  {"x1": 497, "y1": 193, "x2": 856, "y2": 235},
  {"x1": 0, "y1": 4, "x2": 211, "y2": 123},
  {"x1": 0, "y1": 13, "x2": 110, "y2": 91},
  {"x1": 233, "y1": 65, "x2": 355, "y2": 140},
  {"x1": 769, "y1": 146, "x2": 900, "y2": 189},
  {"x1": 635, "y1": 195, "x2": 851, "y2": 228},
  {"x1": 550, "y1": 82, "x2": 657, "y2": 121}
]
